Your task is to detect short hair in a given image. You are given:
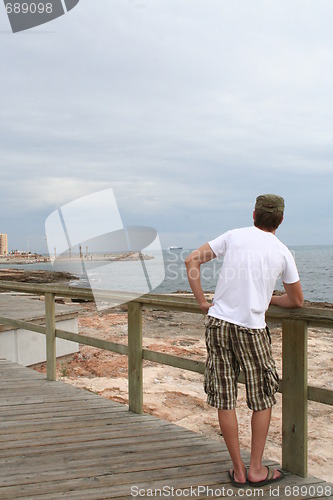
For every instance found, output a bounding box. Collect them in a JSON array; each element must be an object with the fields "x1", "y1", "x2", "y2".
[{"x1": 254, "y1": 209, "x2": 283, "y2": 231}]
